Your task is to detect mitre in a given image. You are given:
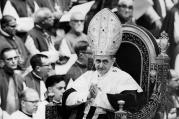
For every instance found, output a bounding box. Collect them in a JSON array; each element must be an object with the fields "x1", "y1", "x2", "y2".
[{"x1": 87, "y1": 8, "x2": 122, "y2": 56}]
